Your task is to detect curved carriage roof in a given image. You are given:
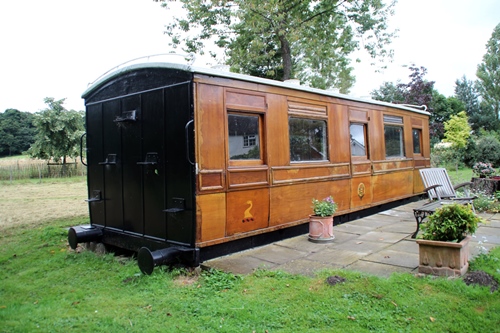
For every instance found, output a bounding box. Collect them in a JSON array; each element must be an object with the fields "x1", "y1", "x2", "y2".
[{"x1": 83, "y1": 58, "x2": 429, "y2": 116}]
